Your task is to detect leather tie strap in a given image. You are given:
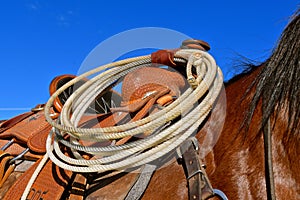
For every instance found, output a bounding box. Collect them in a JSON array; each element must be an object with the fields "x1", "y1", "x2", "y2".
[
  {"x1": 0, "y1": 151, "x2": 15, "y2": 187},
  {"x1": 179, "y1": 138, "x2": 214, "y2": 200},
  {"x1": 151, "y1": 49, "x2": 178, "y2": 67}
]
